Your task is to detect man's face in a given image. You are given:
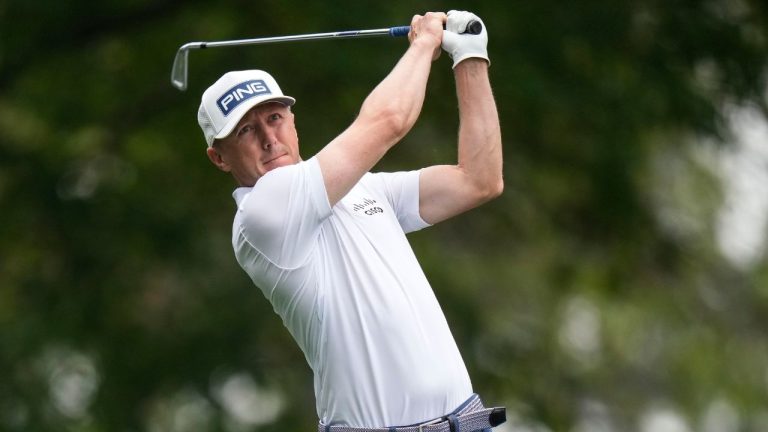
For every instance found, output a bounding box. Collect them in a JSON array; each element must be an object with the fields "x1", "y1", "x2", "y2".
[{"x1": 207, "y1": 102, "x2": 300, "y2": 186}]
